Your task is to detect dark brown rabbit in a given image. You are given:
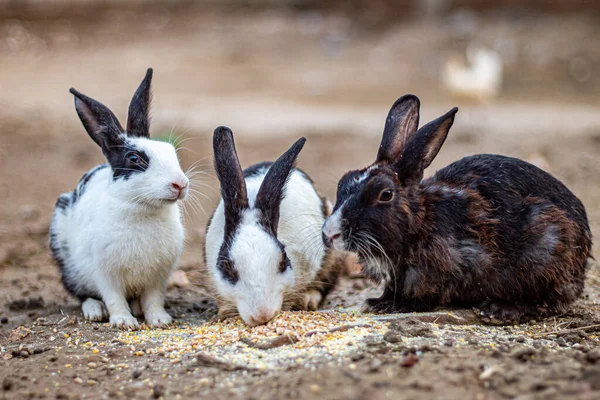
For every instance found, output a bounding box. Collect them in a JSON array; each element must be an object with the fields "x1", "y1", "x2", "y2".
[{"x1": 322, "y1": 94, "x2": 592, "y2": 324}]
